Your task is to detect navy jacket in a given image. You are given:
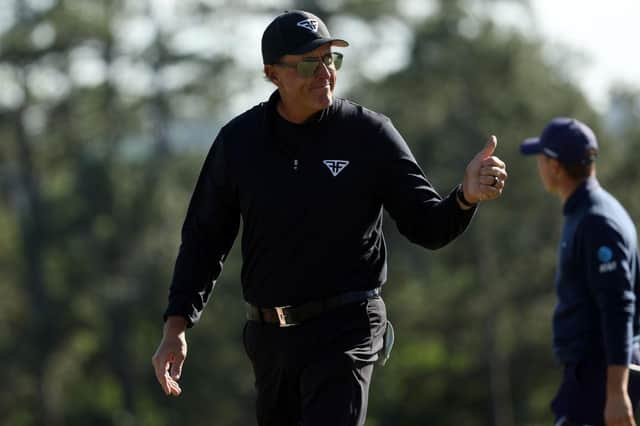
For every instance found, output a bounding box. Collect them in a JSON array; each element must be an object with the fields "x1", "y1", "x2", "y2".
[
  {"x1": 553, "y1": 177, "x2": 640, "y2": 365},
  {"x1": 165, "y1": 91, "x2": 476, "y2": 326}
]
